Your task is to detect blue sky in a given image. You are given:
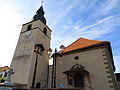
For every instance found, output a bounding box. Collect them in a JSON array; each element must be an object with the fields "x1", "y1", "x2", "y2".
[{"x1": 0, "y1": 0, "x2": 120, "y2": 72}]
